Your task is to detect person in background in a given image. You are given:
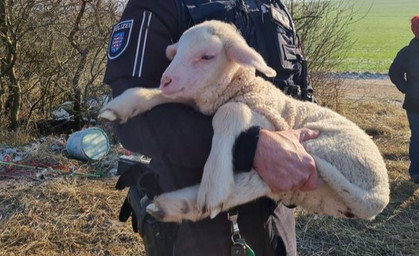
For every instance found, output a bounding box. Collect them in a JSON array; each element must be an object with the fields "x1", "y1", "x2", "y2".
[{"x1": 389, "y1": 14, "x2": 419, "y2": 184}]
